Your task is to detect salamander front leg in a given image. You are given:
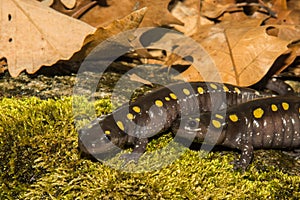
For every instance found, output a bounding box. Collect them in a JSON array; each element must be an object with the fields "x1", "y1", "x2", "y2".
[{"x1": 120, "y1": 138, "x2": 148, "y2": 164}]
